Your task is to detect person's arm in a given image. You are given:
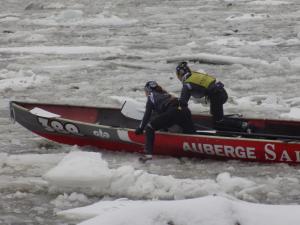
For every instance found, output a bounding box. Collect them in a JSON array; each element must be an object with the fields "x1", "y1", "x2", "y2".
[
  {"x1": 135, "y1": 98, "x2": 153, "y2": 134},
  {"x1": 179, "y1": 84, "x2": 191, "y2": 107}
]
